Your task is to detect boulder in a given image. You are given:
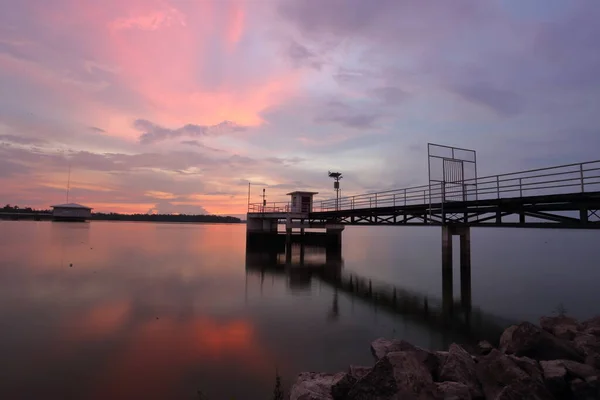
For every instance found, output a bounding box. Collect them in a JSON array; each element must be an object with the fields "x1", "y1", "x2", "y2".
[
  {"x1": 508, "y1": 355, "x2": 544, "y2": 384},
  {"x1": 434, "y1": 381, "x2": 471, "y2": 400},
  {"x1": 582, "y1": 316, "x2": 600, "y2": 331},
  {"x1": 476, "y1": 349, "x2": 552, "y2": 400},
  {"x1": 494, "y1": 380, "x2": 556, "y2": 400},
  {"x1": 347, "y1": 351, "x2": 440, "y2": 400},
  {"x1": 570, "y1": 377, "x2": 600, "y2": 400},
  {"x1": 499, "y1": 322, "x2": 584, "y2": 362},
  {"x1": 540, "y1": 315, "x2": 581, "y2": 340},
  {"x1": 290, "y1": 372, "x2": 345, "y2": 400},
  {"x1": 573, "y1": 333, "x2": 600, "y2": 369},
  {"x1": 331, "y1": 366, "x2": 371, "y2": 400},
  {"x1": 580, "y1": 316, "x2": 600, "y2": 338},
  {"x1": 438, "y1": 344, "x2": 482, "y2": 398},
  {"x1": 370, "y1": 338, "x2": 444, "y2": 380},
  {"x1": 560, "y1": 359, "x2": 599, "y2": 380},
  {"x1": 476, "y1": 340, "x2": 494, "y2": 355},
  {"x1": 540, "y1": 360, "x2": 568, "y2": 398},
  {"x1": 371, "y1": 338, "x2": 409, "y2": 360},
  {"x1": 345, "y1": 356, "x2": 399, "y2": 400}
]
